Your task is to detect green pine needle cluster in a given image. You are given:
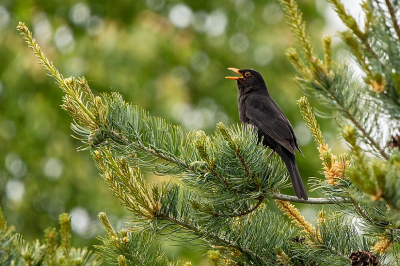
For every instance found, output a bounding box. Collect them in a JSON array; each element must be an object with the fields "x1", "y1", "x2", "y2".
[{"x1": 0, "y1": 208, "x2": 101, "y2": 266}]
